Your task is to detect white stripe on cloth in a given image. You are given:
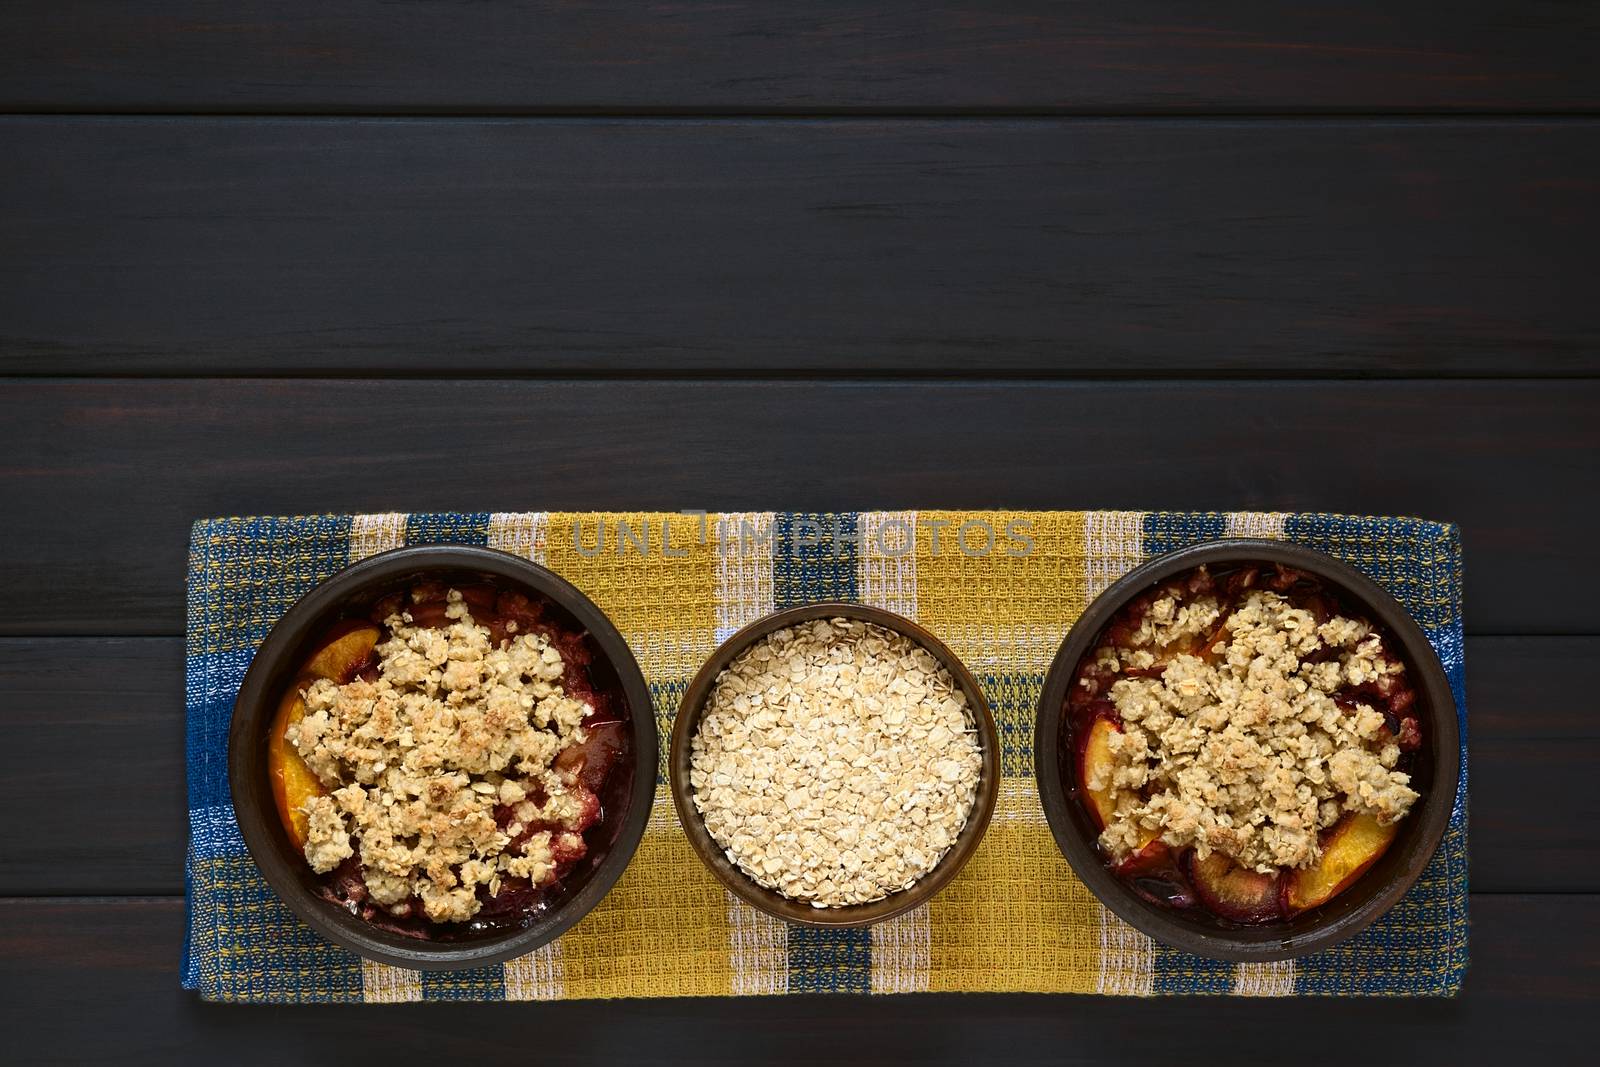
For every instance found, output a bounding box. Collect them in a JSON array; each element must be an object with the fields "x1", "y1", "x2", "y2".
[
  {"x1": 1085, "y1": 511, "x2": 1147, "y2": 597},
  {"x1": 361, "y1": 958, "x2": 424, "y2": 1003},
  {"x1": 504, "y1": 941, "x2": 566, "y2": 1001},
  {"x1": 1233, "y1": 958, "x2": 1296, "y2": 996},
  {"x1": 487, "y1": 512, "x2": 551, "y2": 562},
  {"x1": 1224, "y1": 511, "x2": 1290, "y2": 540},
  {"x1": 348, "y1": 515, "x2": 430, "y2": 1002},
  {"x1": 711, "y1": 511, "x2": 789, "y2": 993},
  {"x1": 857, "y1": 511, "x2": 919, "y2": 619},
  {"x1": 363, "y1": 959, "x2": 425, "y2": 1004},
  {"x1": 714, "y1": 511, "x2": 775, "y2": 644},
  {"x1": 1096, "y1": 910, "x2": 1157, "y2": 996},
  {"x1": 727, "y1": 893, "x2": 789, "y2": 995},
  {"x1": 1085, "y1": 511, "x2": 1157, "y2": 994},
  {"x1": 348, "y1": 512, "x2": 408, "y2": 562},
  {"x1": 870, "y1": 904, "x2": 931, "y2": 993}
]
